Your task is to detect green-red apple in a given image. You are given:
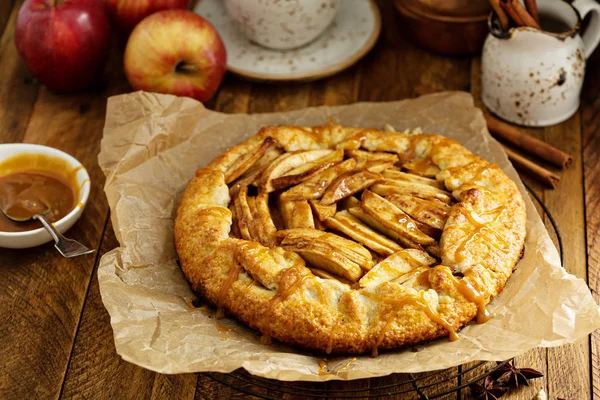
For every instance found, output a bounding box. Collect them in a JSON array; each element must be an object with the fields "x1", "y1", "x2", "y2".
[
  {"x1": 104, "y1": 0, "x2": 191, "y2": 36},
  {"x1": 124, "y1": 10, "x2": 227, "y2": 103}
]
